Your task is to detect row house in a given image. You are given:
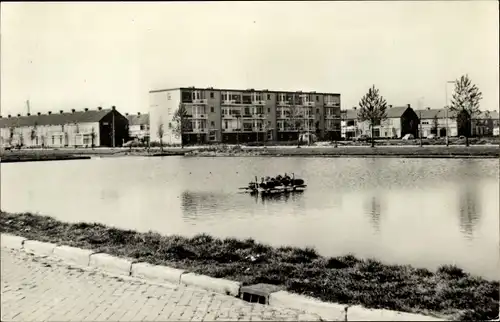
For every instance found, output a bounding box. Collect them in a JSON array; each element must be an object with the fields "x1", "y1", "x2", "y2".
[
  {"x1": 126, "y1": 112, "x2": 150, "y2": 142},
  {"x1": 149, "y1": 87, "x2": 341, "y2": 144},
  {"x1": 341, "y1": 105, "x2": 419, "y2": 139},
  {"x1": 414, "y1": 108, "x2": 499, "y2": 138},
  {"x1": 0, "y1": 106, "x2": 129, "y2": 148}
]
